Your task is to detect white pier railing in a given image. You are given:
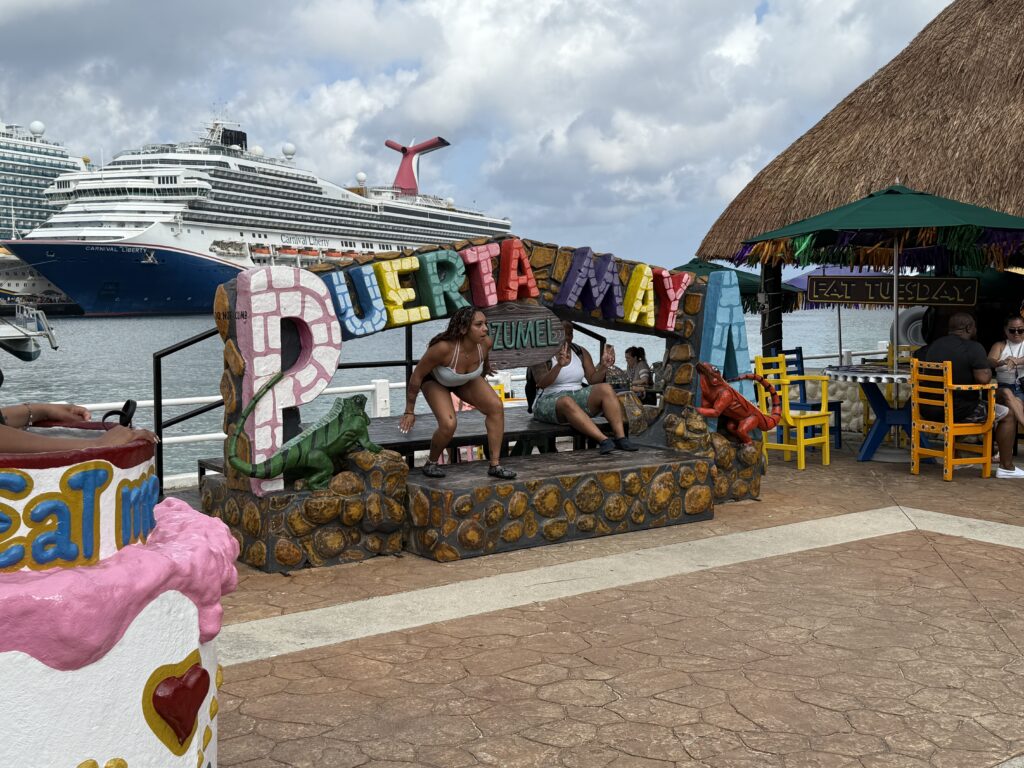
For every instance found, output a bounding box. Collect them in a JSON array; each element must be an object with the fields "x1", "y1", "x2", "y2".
[{"x1": 80, "y1": 372, "x2": 527, "y2": 490}]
